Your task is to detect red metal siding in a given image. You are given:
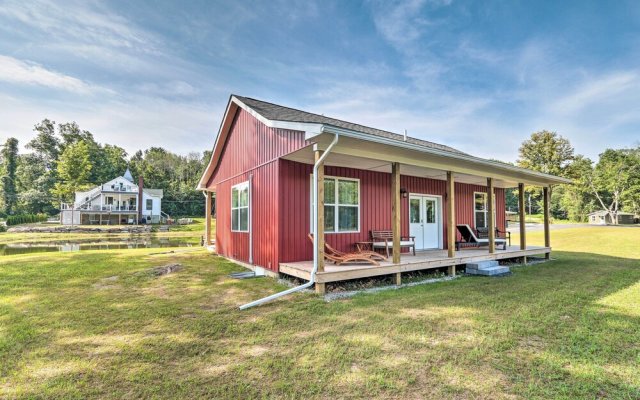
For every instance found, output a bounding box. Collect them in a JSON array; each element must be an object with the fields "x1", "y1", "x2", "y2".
[
  {"x1": 279, "y1": 160, "x2": 393, "y2": 263},
  {"x1": 209, "y1": 108, "x2": 306, "y2": 187},
  {"x1": 207, "y1": 108, "x2": 306, "y2": 271},
  {"x1": 279, "y1": 160, "x2": 507, "y2": 263}
]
